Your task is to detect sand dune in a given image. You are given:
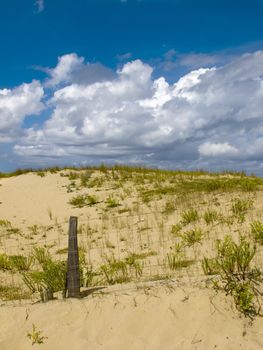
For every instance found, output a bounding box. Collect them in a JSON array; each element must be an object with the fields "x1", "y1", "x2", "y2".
[
  {"x1": 1, "y1": 284, "x2": 263, "y2": 350},
  {"x1": 1, "y1": 169, "x2": 263, "y2": 349}
]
